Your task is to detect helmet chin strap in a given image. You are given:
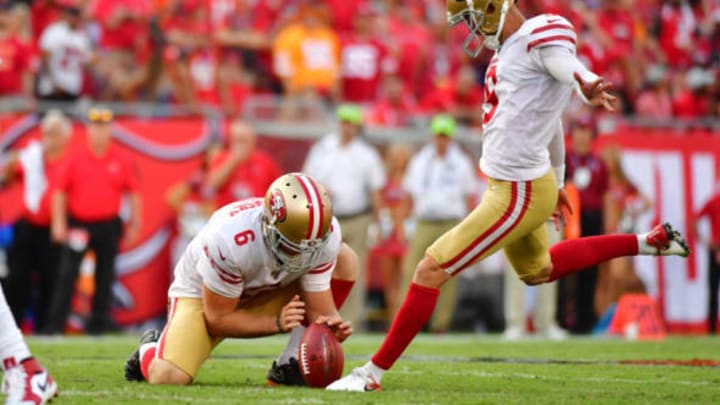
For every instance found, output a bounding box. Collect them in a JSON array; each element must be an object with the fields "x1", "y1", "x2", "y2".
[{"x1": 482, "y1": 0, "x2": 510, "y2": 51}]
